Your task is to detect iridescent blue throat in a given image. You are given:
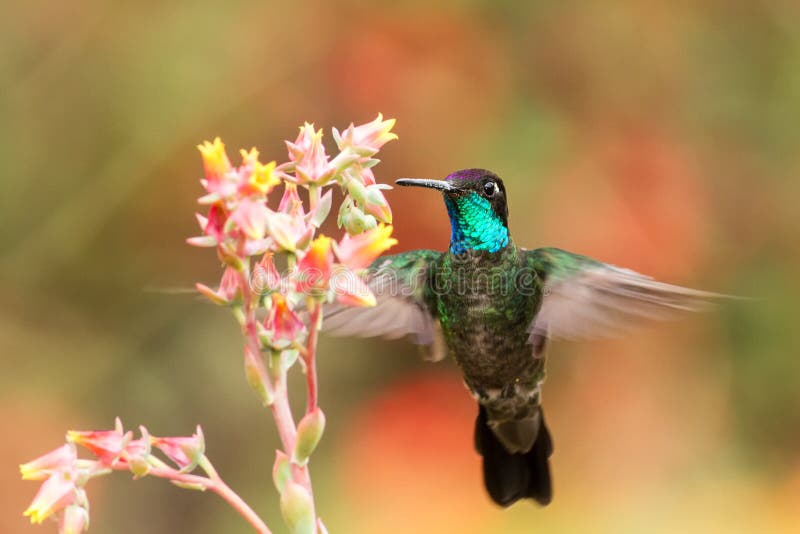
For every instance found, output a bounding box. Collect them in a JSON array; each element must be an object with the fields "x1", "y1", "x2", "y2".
[{"x1": 445, "y1": 193, "x2": 509, "y2": 255}]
